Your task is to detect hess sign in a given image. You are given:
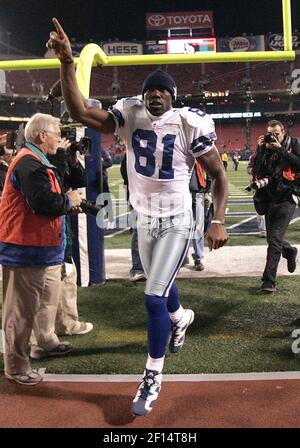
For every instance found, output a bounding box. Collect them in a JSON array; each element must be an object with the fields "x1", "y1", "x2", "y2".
[
  {"x1": 103, "y1": 42, "x2": 143, "y2": 55},
  {"x1": 167, "y1": 38, "x2": 216, "y2": 54}
]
